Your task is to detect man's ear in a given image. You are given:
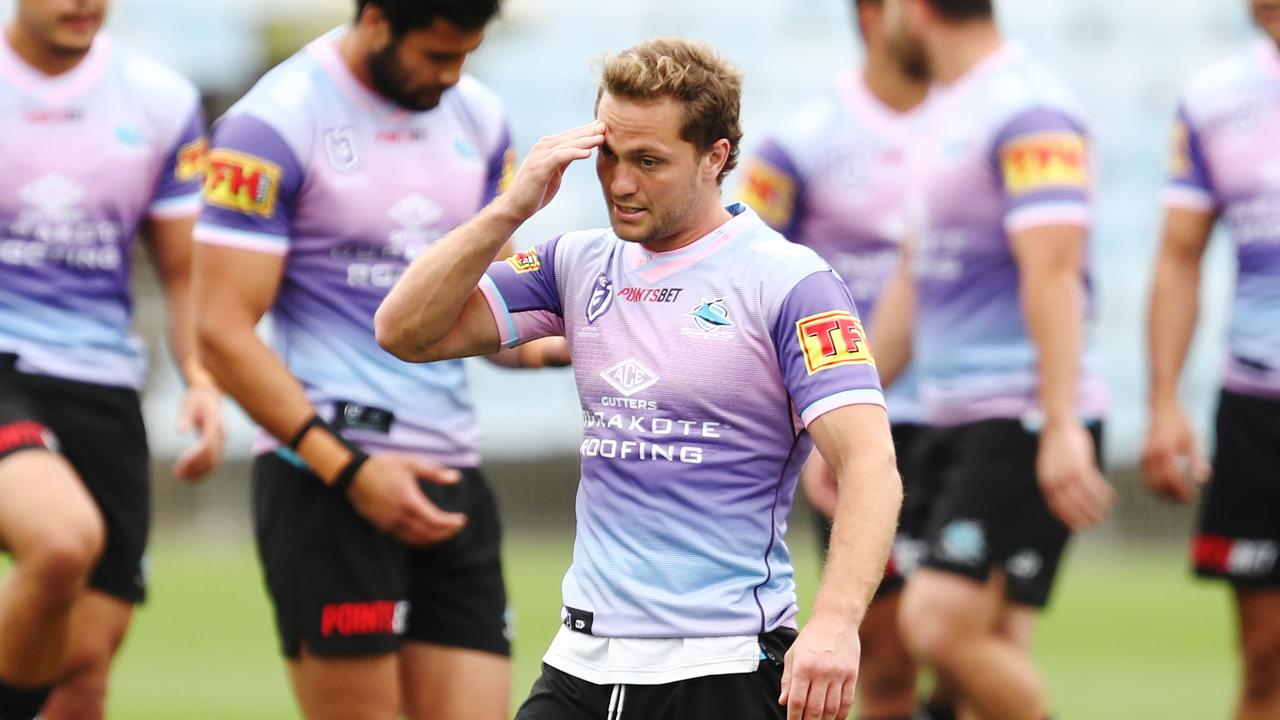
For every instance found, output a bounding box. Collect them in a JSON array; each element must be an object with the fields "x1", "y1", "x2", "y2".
[
  {"x1": 704, "y1": 138, "x2": 731, "y2": 182},
  {"x1": 360, "y1": 4, "x2": 394, "y2": 53}
]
